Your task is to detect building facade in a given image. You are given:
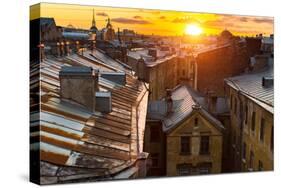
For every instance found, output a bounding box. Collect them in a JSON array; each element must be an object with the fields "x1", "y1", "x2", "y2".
[
  {"x1": 195, "y1": 30, "x2": 250, "y2": 97},
  {"x1": 144, "y1": 85, "x2": 224, "y2": 176},
  {"x1": 224, "y1": 61, "x2": 273, "y2": 172}
]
